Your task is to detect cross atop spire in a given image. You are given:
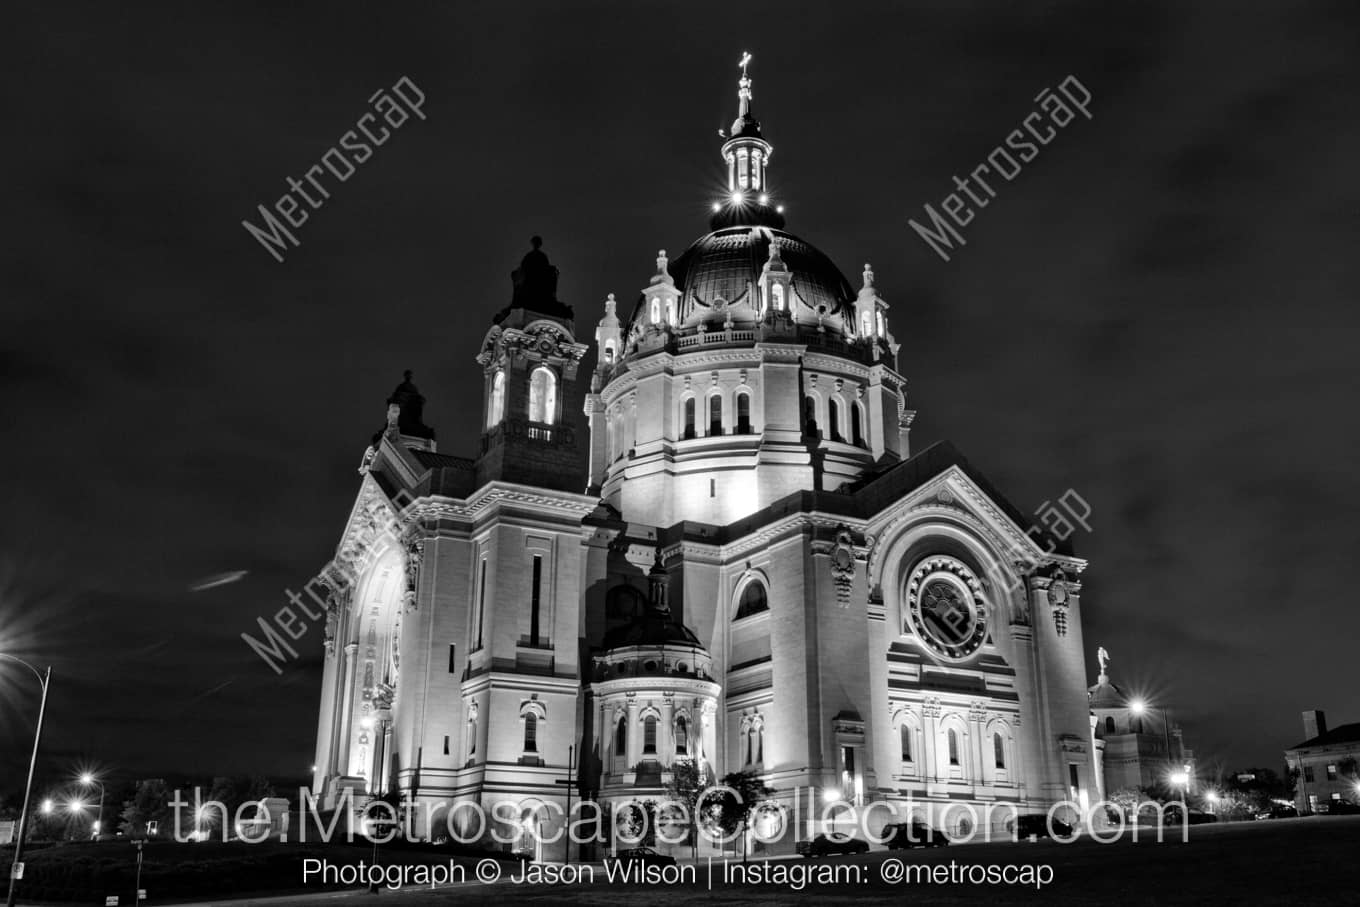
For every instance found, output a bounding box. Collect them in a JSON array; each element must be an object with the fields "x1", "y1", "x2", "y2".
[{"x1": 737, "y1": 52, "x2": 753, "y2": 118}]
